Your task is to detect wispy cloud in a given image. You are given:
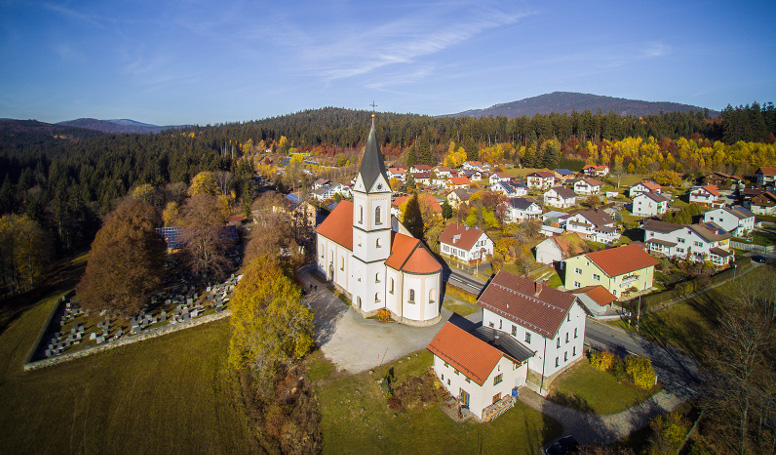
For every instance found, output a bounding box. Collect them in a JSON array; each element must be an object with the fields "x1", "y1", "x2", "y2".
[
  {"x1": 42, "y1": 2, "x2": 103, "y2": 27},
  {"x1": 642, "y1": 41, "x2": 671, "y2": 58}
]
